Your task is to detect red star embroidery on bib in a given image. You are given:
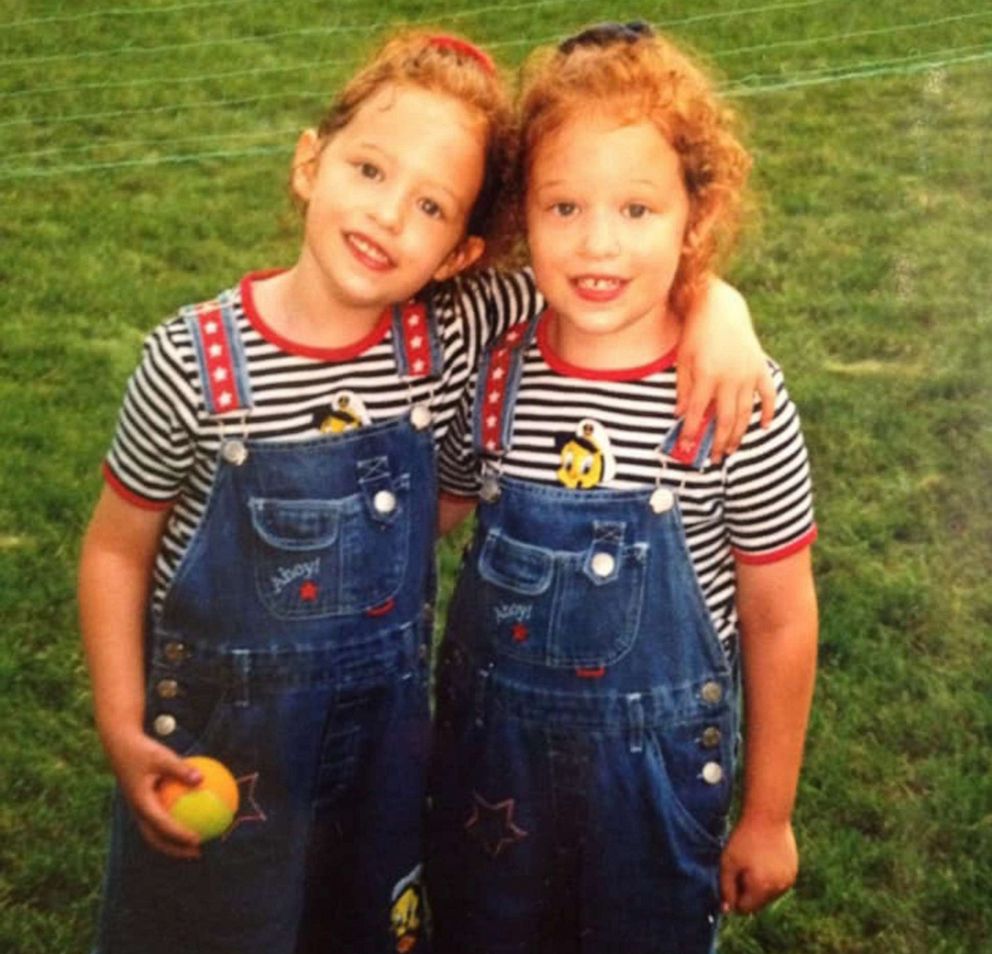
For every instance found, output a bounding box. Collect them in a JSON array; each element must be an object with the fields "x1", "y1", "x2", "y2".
[
  {"x1": 511, "y1": 621, "x2": 529, "y2": 643},
  {"x1": 299, "y1": 580, "x2": 318, "y2": 602},
  {"x1": 464, "y1": 791, "x2": 529, "y2": 858}
]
